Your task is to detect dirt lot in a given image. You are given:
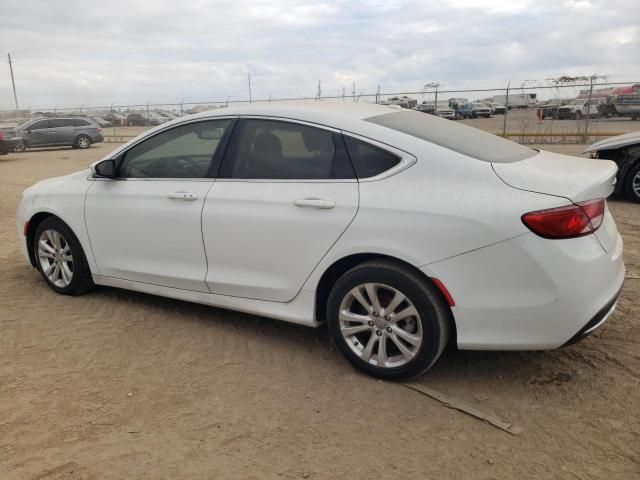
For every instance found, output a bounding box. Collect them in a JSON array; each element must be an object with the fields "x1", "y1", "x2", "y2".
[{"x1": 0, "y1": 143, "x2": 638, "y2": 479}]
